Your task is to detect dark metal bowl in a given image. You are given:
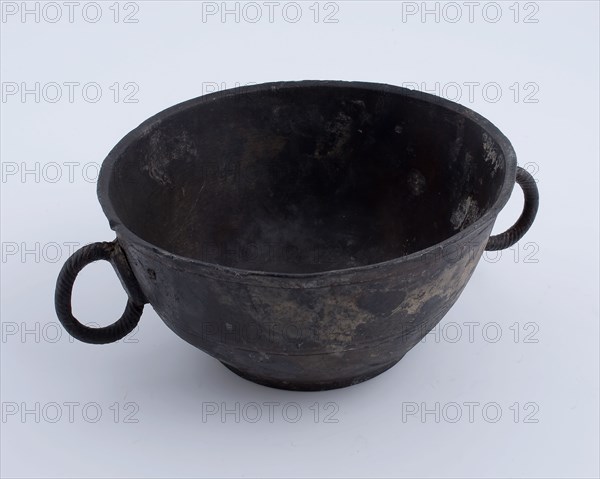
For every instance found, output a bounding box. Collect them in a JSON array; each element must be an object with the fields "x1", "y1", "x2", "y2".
[{"x1": 55, "y1": 81, "x2": 539, "y2": 390}]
